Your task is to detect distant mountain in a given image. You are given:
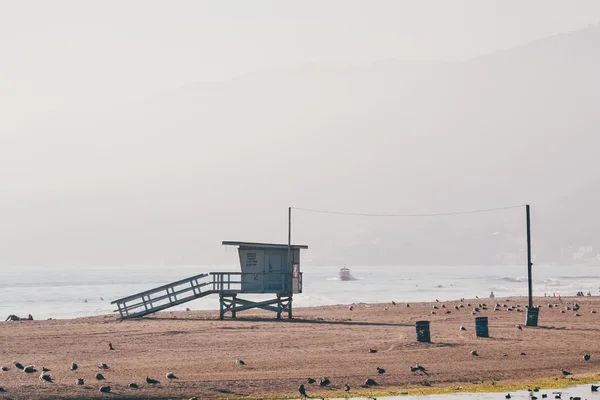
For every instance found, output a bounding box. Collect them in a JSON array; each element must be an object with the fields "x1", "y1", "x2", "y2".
[{"x1": 2, "y1": 26, "x2": 600, "y2": 266}]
